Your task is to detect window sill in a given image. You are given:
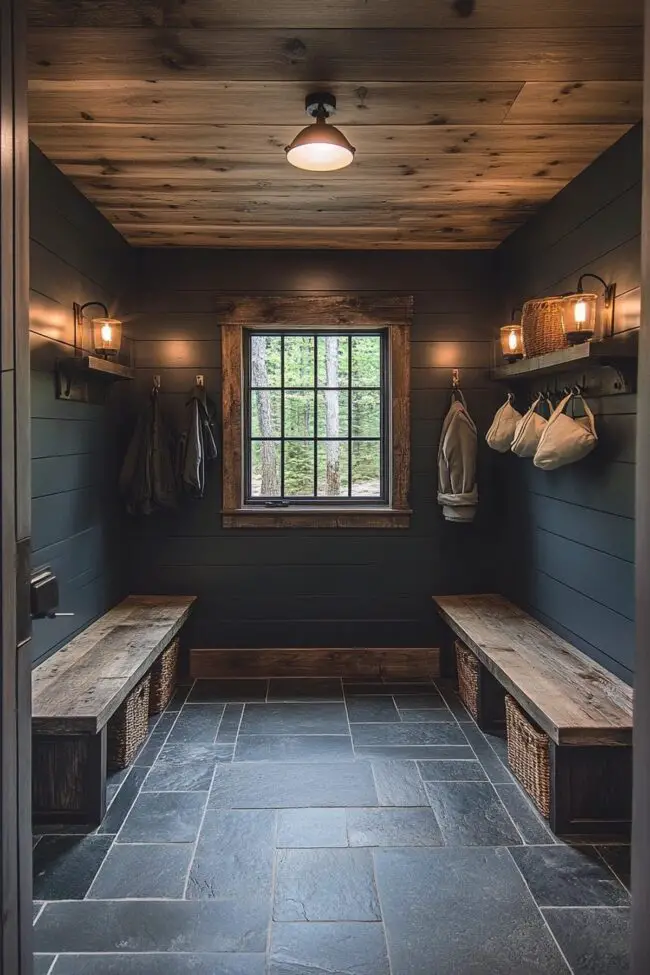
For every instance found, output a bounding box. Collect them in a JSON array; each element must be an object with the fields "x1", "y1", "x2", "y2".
[{"x1": 222, "y1": 507, "x2": 412, "y2": 529}]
